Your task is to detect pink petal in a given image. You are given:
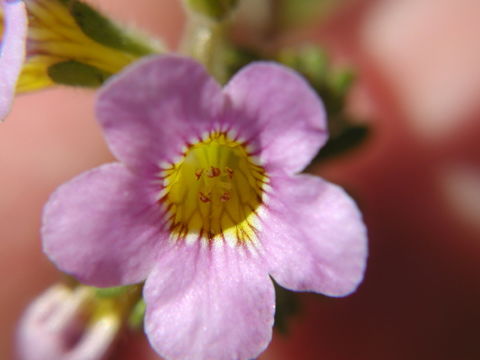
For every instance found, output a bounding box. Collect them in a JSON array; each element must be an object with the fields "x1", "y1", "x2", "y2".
[
  {"x1": 42, "y1": 163, "x2": 167, "y2": 287},
  {"x1": 261, "y1": 174, "x2": 368, "y2": 296},
  {"x1": 144, "y1": 243, "x2": 275, "y2": 360},
  {"x1": 0, "y1": 0, "x2": 27, "y2": 121},
  {"x1": 96, "y1": 55, "x2": 225, "y2": 176},
  {"x1": 223, "y1": 62, "x2": 327, "y2": 175}
]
